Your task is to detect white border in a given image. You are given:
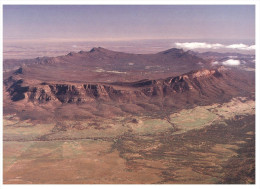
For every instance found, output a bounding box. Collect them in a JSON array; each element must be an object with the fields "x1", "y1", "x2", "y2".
[{"x1": 1, "y1": 1, "x2": 259, "y2": 189}]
